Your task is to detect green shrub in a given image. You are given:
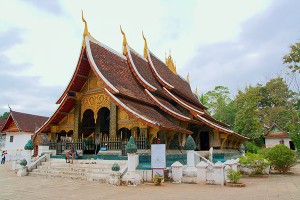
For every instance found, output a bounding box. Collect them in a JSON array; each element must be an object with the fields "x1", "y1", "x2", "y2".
[
  {"x1": 227, "y1": 169, "x2": 242, "y2": 183},
  {"x1": 153, "y1": 173, "x2": 163, "y2": 186},
  {"x1": 184, "y1": 135, "x2": 196, "y2": 150},
  {"x1": 257, "y1": 148, "x2": 270, "y2": 157},
  {"x1": 111, "y1": 163, "x2": 120, "y2": 171},
  {"x1": 244, "y1": 141, "x2": 260, "y2": 154},
  {"x1": 125, "y1": 136, "x2": 137, "y2": 154},
  {"x1": 24, "y1": 140, "x2": 34, "y2": 150},
  {"x1": 266, "y1": 144, "x2": 297, "y2": 173},
  {"x1": 239, "y1": 153, "x2": 270, "y2": 174},
  {"x1": 20, "y1": 159, "x2": 27, "y2": 167}
]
